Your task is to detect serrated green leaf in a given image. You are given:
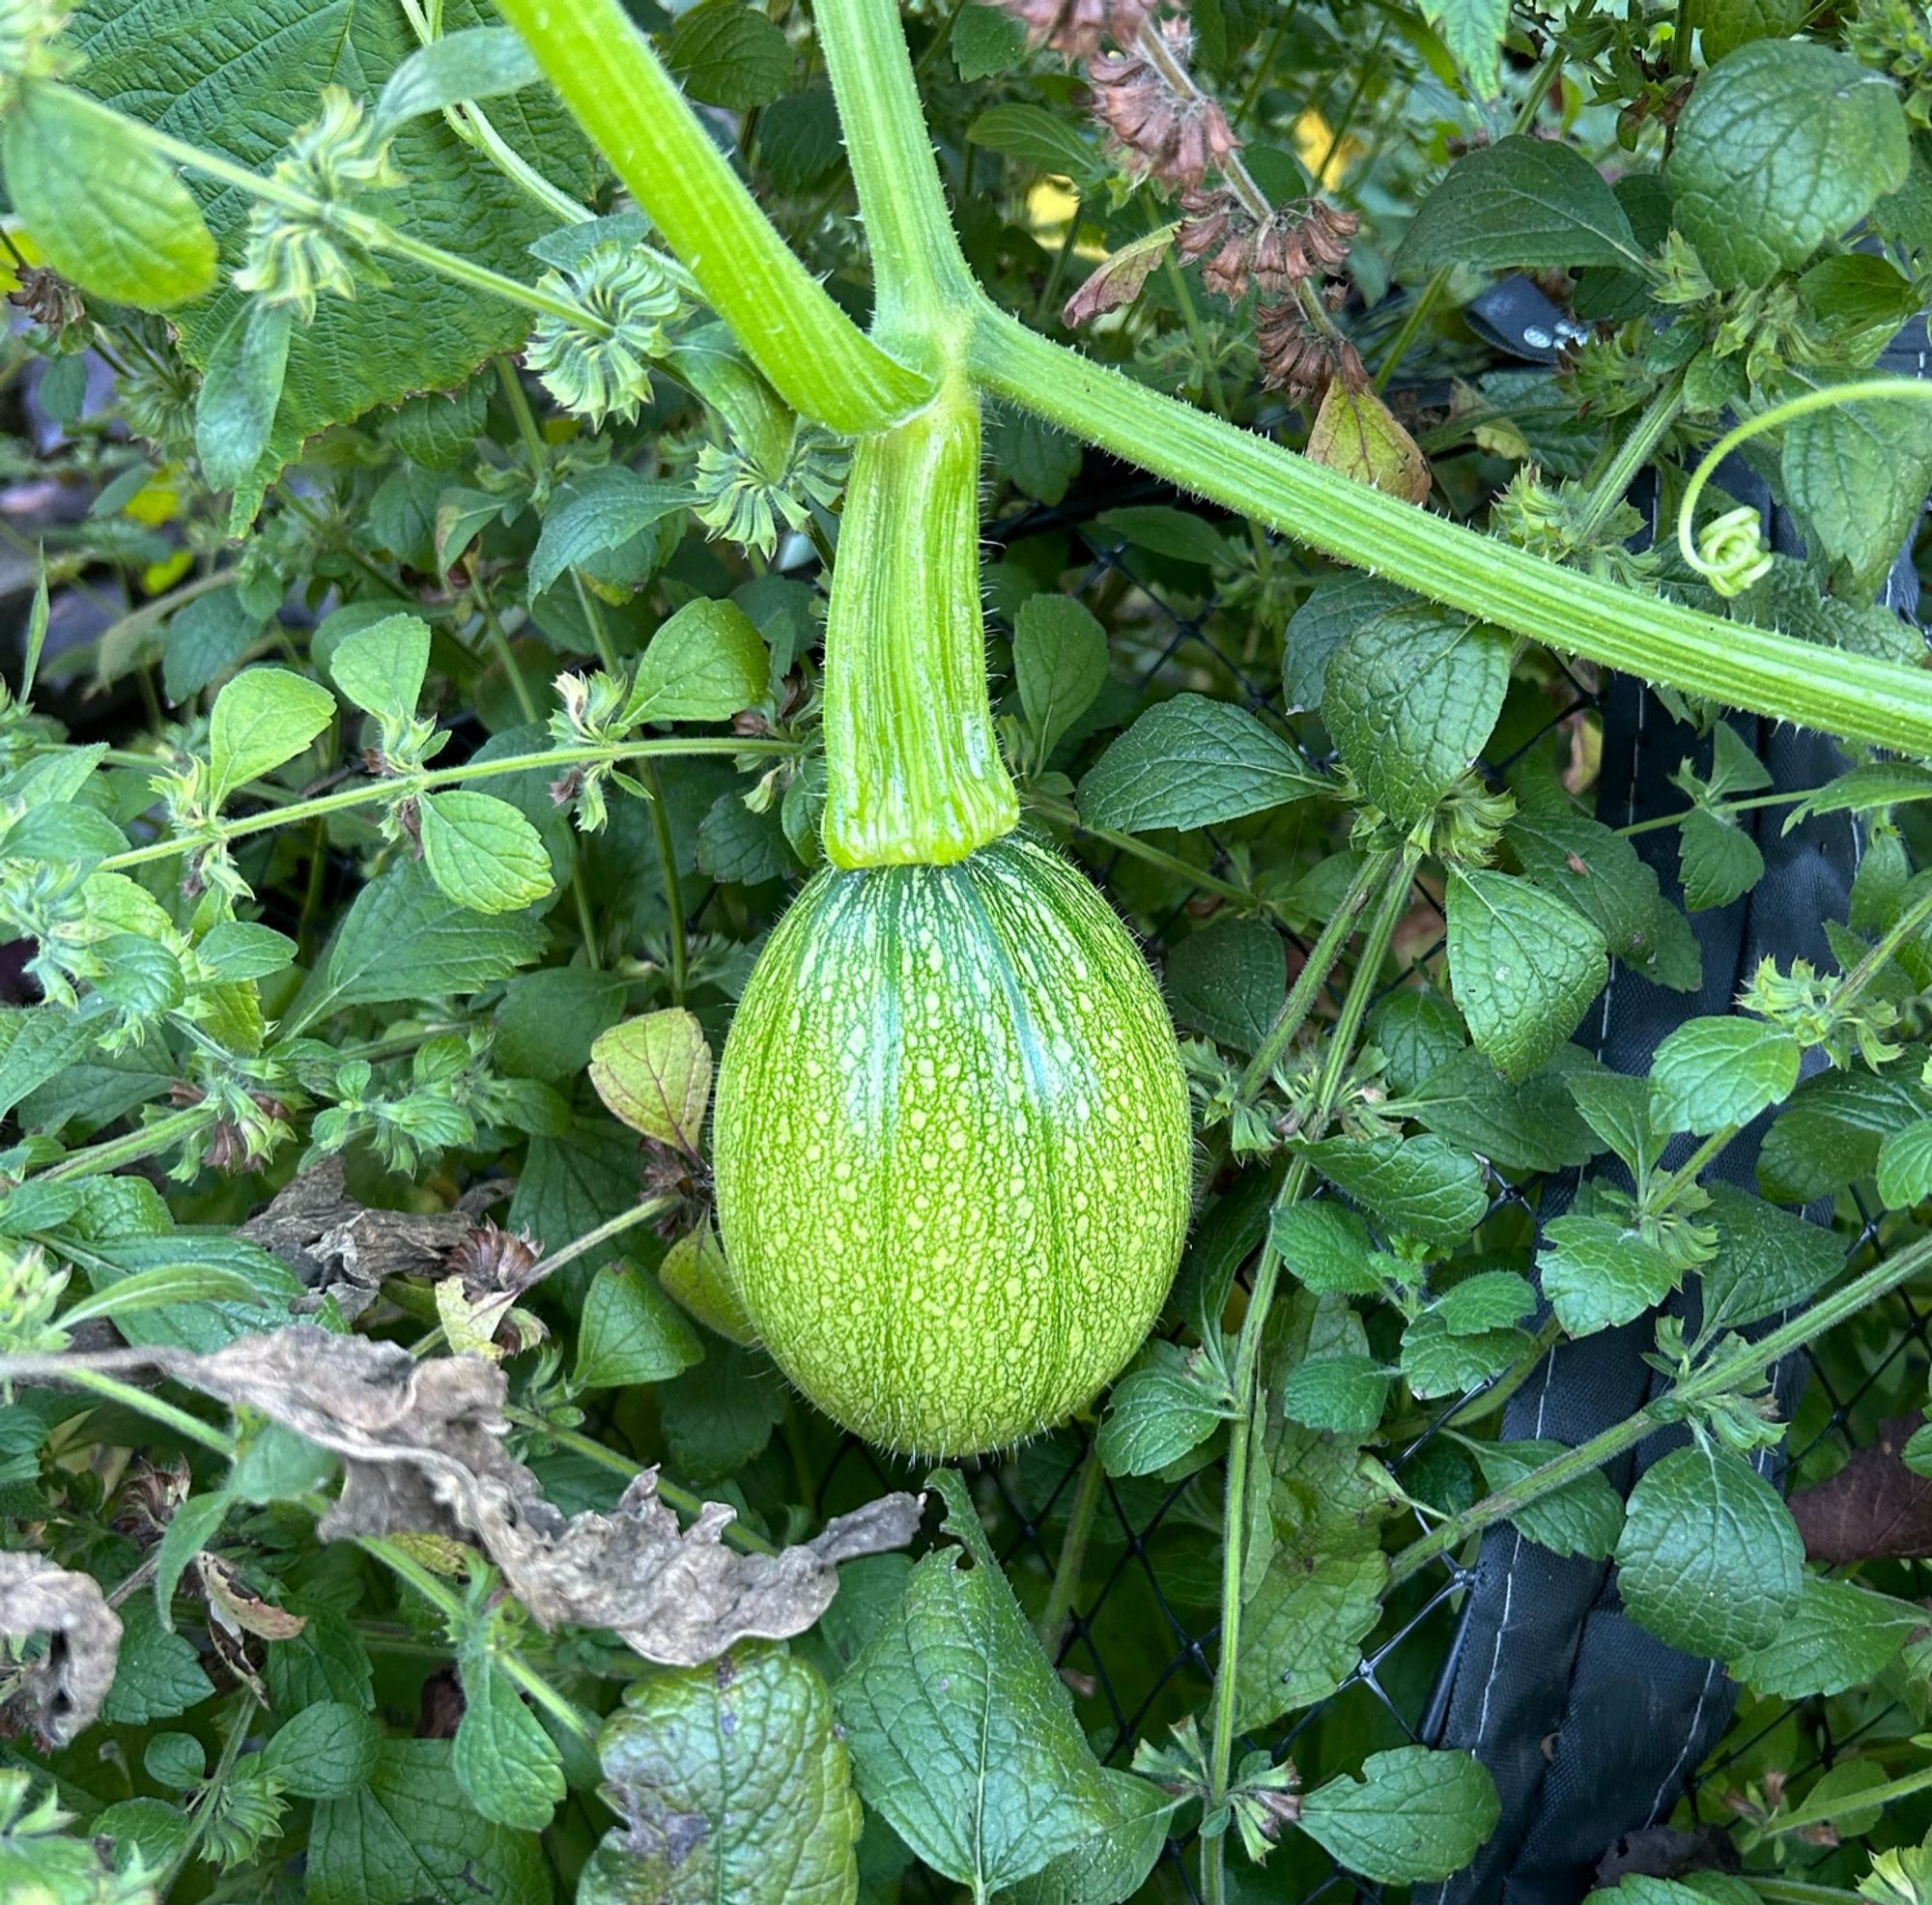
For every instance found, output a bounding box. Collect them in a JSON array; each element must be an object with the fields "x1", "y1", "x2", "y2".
[
  {"x1": 100, "y1": 1597, "x2": 214, "y2": 1725},
  {"x1": 1538, "y1": 1213, "x2": 1679, "y2": 1336},
  {"x1": 1446, "y1": 869, "x2": 1607, "y2": 1081},
  {"x1": 1783, "y1": 379, "x2": 1932, "y2": 595},
  {"x1": 668, "y1": 0, "x2": 793, "y2": 109},
  {"x1": 1616, "y1": 1442, "x2": 1802, "y2": 1658},
  {"x1": 585, "y1": 1647, "x2": 857, "y2": 1905},
  {"x1": 1667, "y1": 41, "x2": 1910, "y2": 289},
  {"x1": 1432, "y1": 1270, "x2": 1536, "y2": 1335},
  {"x1": 1421, "y1": 0, "x2": 1512, "y2": 96},
  {"x1": 1468, "y1": 1439, "x2": 1624, "y2": 1560},
  {"x1": 453, "y1": 1651, "x2": 565, "y2": 1831},
  {"x1": 207, "y1": 668, "x2": 337, "y2": 808},
  {"x1": 574, "y1": 1263, "x2": 704, "y2": 1388},
  {"x1": 1163, "y1": 915, "x2": 1285, "y2": 1054},
  {"x1": 1405, "y1": 1045, "x2": 1607, "y2": 1174},
  {"x1": 1649, "y1": 1015, "x2": 1801, "y2": 1135},
  {"x1": 1699, "y1": 1183, "x2": 1841, "y2": 1332},
  {"x1": 1076, "y1": 695, "x2": 1325, "y2": 834},
  {"x1": 759, "y1": 85, "x2": 842, "y2": 191},
  {"x1": 1007, "y1": 1771, "x2": 1173, "y2": 1905},
  {"x1": 1879, "y1": 1119, "x2": 1932, "y2": 1208},
  {"x1": 627, "y1": 599, "x2": 768, "y2": 725},
  {"x1": 1400, "y1": 1312, "x2": 1532, "y2": 1398},
  {"x1": 4, "y1": 81, "x2": 217, "y2": 309},
  {"x1": 1096, "y1": 1340, "x2": 1235, "y2": 1477},
  {"x1": 1271, "y1": 1200, "x2": 1389, "y2": 1296},
  {"x1": 528, "y1": 470, "x2": 691, "y2": 598},
  {"x1": 1505, "y1": 803, "x2": 1698, "y2": 991},
  {"x1": 1396, "y1": 135, "x2": 1641, "y2": 274},
  {"x1": 309, "y1": 1738, "x2": 549, "y2": 1905},
  {"x1": 260, "y1": 1701, "x2": 380, "y2": 1799},
  {"x1": 1236, "y1": 1548, "x2": 1388, "y2": 1732},
  {"x1": 1281, "y1": 1351, "x2": 1391, "y2": 1435},
  {"x1": 834, "y1": 1469, "x2": 1119, "y2": 1895},
  {"x1": 952, "y1": 0, "x2": 1027, "y2": 78},
  {"x1": 417, "y1": 790, "x2": 554, "y2": 915},
  {"x1": 1324, "y1": 609, "x2": 1510, "y2": 828},
  {"x1": 329, "y1": 614, "x2": 432, "y2": 720},
  {"x1": 1013, "y1": 595, "x2": 1107, "y2": 761},
  {"x1": 1304, "y1": 1133, "x2": 1490, "y2": 1246},
  {"x1": 289, "y1": 861, "x2": 546, "y2": 1032},
  {"x1": 1729, "y1": 1576, "x2": 1923, "y2": 1697},
  {"x1": 1282, "y1": 573, "x2": 1412, "y2": 711},
  {"x1": 1300, "y1": 1747, "x2": 1501, "y2": 1883}
]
